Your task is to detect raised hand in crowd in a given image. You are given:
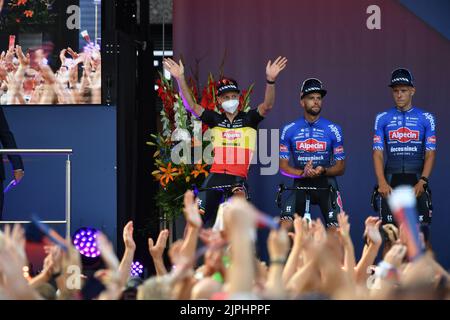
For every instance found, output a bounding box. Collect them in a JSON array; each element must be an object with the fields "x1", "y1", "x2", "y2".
[
  {"x1": 117, "y1": 221, "x2": 136, "y2": 288},
  {"x1": 148, "y1": 229, "x2": 169, "y2": 276},
  {"x1": 0, "y1": 224, "x2": 41, "y2": 299},
  {"x1": 355, "y1": 216, "x2": 382, "y2": 283},
  {"x1": 57, "y1": 239, "x2": 82, "y2": 300},
  {"x1": 337, "y1": 212, "x2": 356, "y2": 281},
  {"x1": 265, "y1": 228, "x2": 290, "y2": 298},
  {"x1": 96, "y1": 233, "x2": 122, "y2": 300},
  {"x1": 223, "y1": 196, "x2": 258, "y2": 298}
]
